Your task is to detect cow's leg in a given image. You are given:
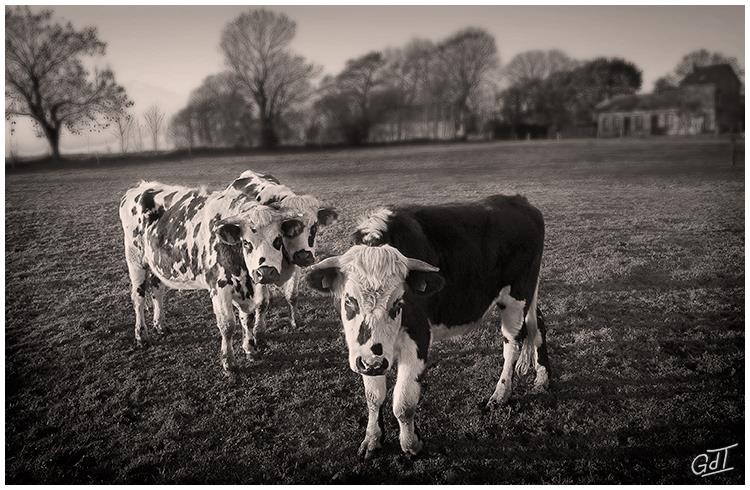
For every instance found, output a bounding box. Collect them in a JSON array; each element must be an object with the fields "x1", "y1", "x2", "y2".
[
  {"x1": 150, "y1": 275, "x2": 170, "y2": 336},
  {"x1": 487, "y1": 275, "x2": 537, "y2": 408},
  {"x1": 235, "y1": 302, "x2": 258, "y2": 360},
  {"x1": 127, "y1": 261, "x2": 151, "y2": 348},
  {"x1": 211, "y1": 289, "x2": 238, "y2": 378},
  {"x1": 253, "y1": 283, "x2": 271, "y2": 351},
  {"x1": 358, "y1": 375, "x2": 387, "y2": 460},
  {"x1": 282, "y1": 268, "x2": 300, "y2": 328},
  {"x1": 393, "y1": 333, "x2": 426, "y2": 456},
  {"x1": 488, "y1": 334, "x2": 523, "y2": 407},
  {"x1": 530, "y1": 306, "x2": 551, "y2": 393},
  {"x1": 487, "y1": 292, "x2": 527, "y2": 408}
]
